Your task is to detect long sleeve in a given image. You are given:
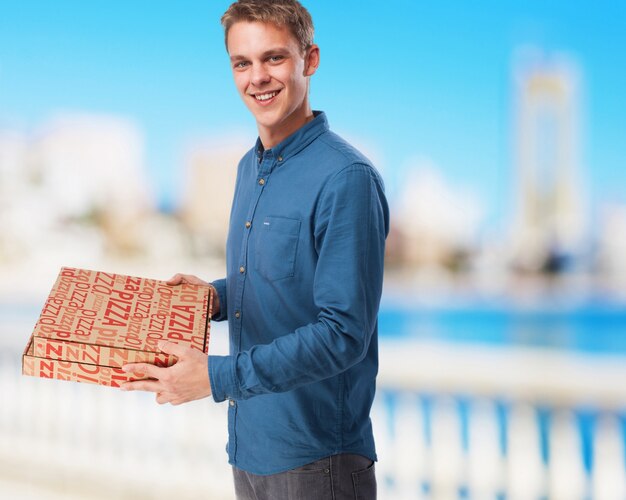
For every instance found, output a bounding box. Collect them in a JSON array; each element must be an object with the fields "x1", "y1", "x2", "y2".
[
  {"x1": 210, "y1": 278, "x2": 228, "y2": 322},
  {"x1": 209, "y1": 164, "x2": 388, "y2": 402}
]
